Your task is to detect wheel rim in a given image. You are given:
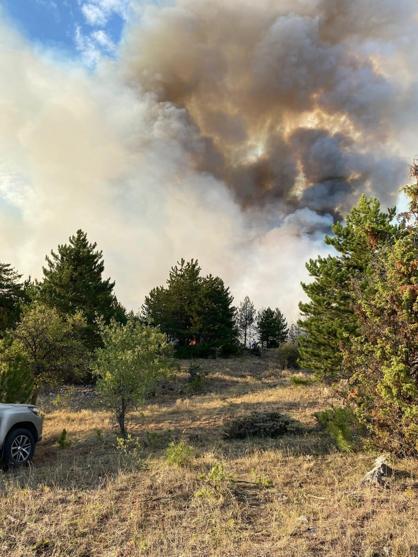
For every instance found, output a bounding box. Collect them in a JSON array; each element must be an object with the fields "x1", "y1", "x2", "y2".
[{"x1": 10, "y1": 434, "x2": 32, "y2": 464}]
